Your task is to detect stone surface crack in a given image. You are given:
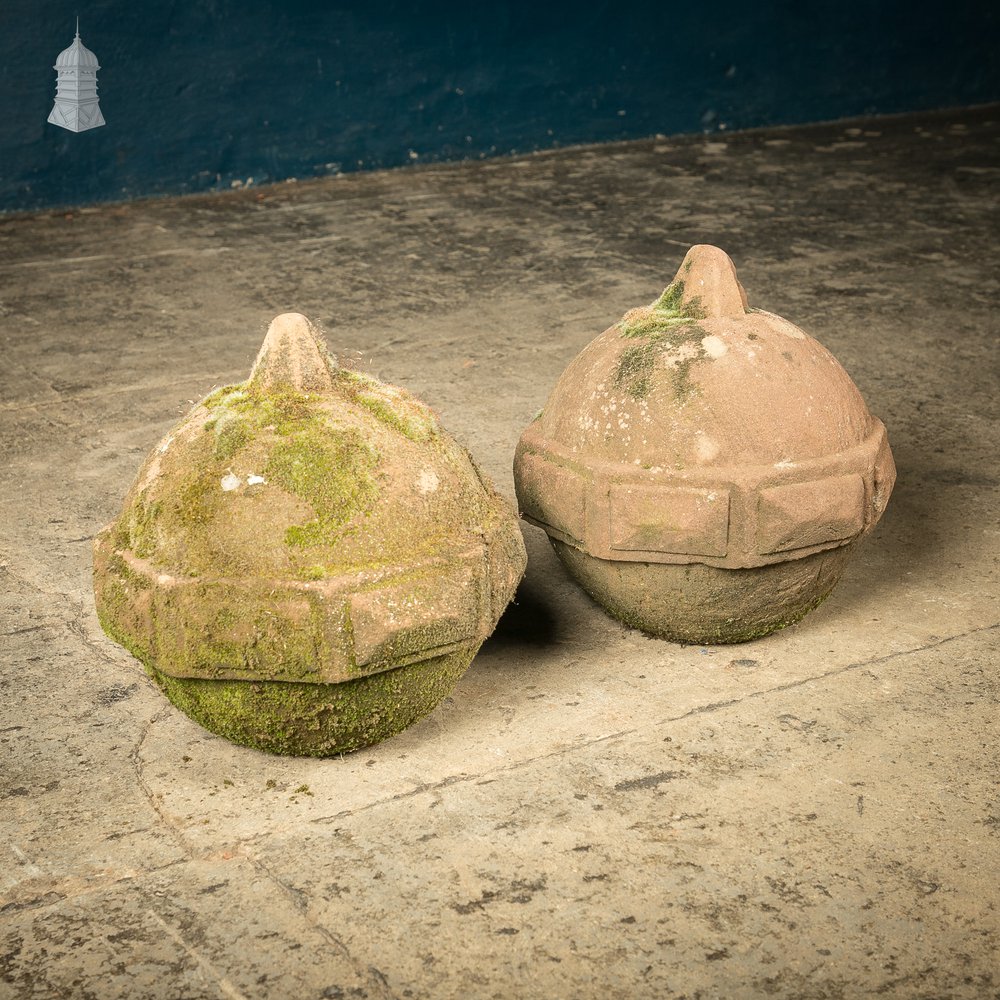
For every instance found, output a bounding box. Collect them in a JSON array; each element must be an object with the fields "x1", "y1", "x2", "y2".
[
  {"x1": 0, "y1": 560, "x2": 72, "y2": 602},
  {"x1": 0, "y1": 857, "x2": 189, "y2": 916},
  {"x1": 0, "y1": 625, "x2": 46, "y2": 637},
  {"x1": 247, "y1": 854, "x2": 398, "y2": 1000},
  {"x1": 657, "y1": 622, "x2": 1000, "y2": 728},
  {"x1": 146, "y1": 907, "x2": 250, "y2": 1000},
  {"x1": 303, "y1": 728, "x2": 637, "y2": 828},
  {"x1": 65, "y1": 611, "x2": 138, "y2": 672},
  {"x1": 301, "y1": 622, "x2": 999, "y2": 827},
  {"x1": 129, "y1": 709, "x2": 199, "y2": 860}
]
